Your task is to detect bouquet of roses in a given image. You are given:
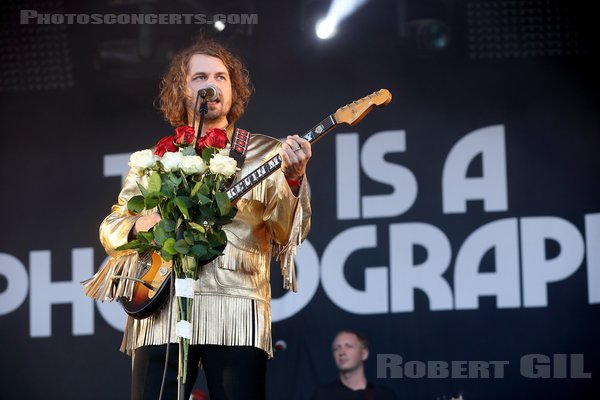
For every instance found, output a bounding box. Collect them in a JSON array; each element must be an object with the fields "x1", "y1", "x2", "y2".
[
  {"x1": 117, "y1": 125, "x2": 237, "y2": 386},
  {"x1": 121, "y1": 126, "x2": 237, "y2": 261}
]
